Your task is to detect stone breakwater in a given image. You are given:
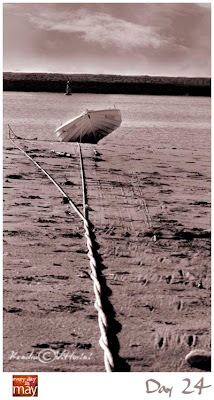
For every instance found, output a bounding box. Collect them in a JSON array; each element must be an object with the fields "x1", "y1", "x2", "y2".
[{"x1": 3, "y1": 72, "x2": 211, "y2": 96}]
